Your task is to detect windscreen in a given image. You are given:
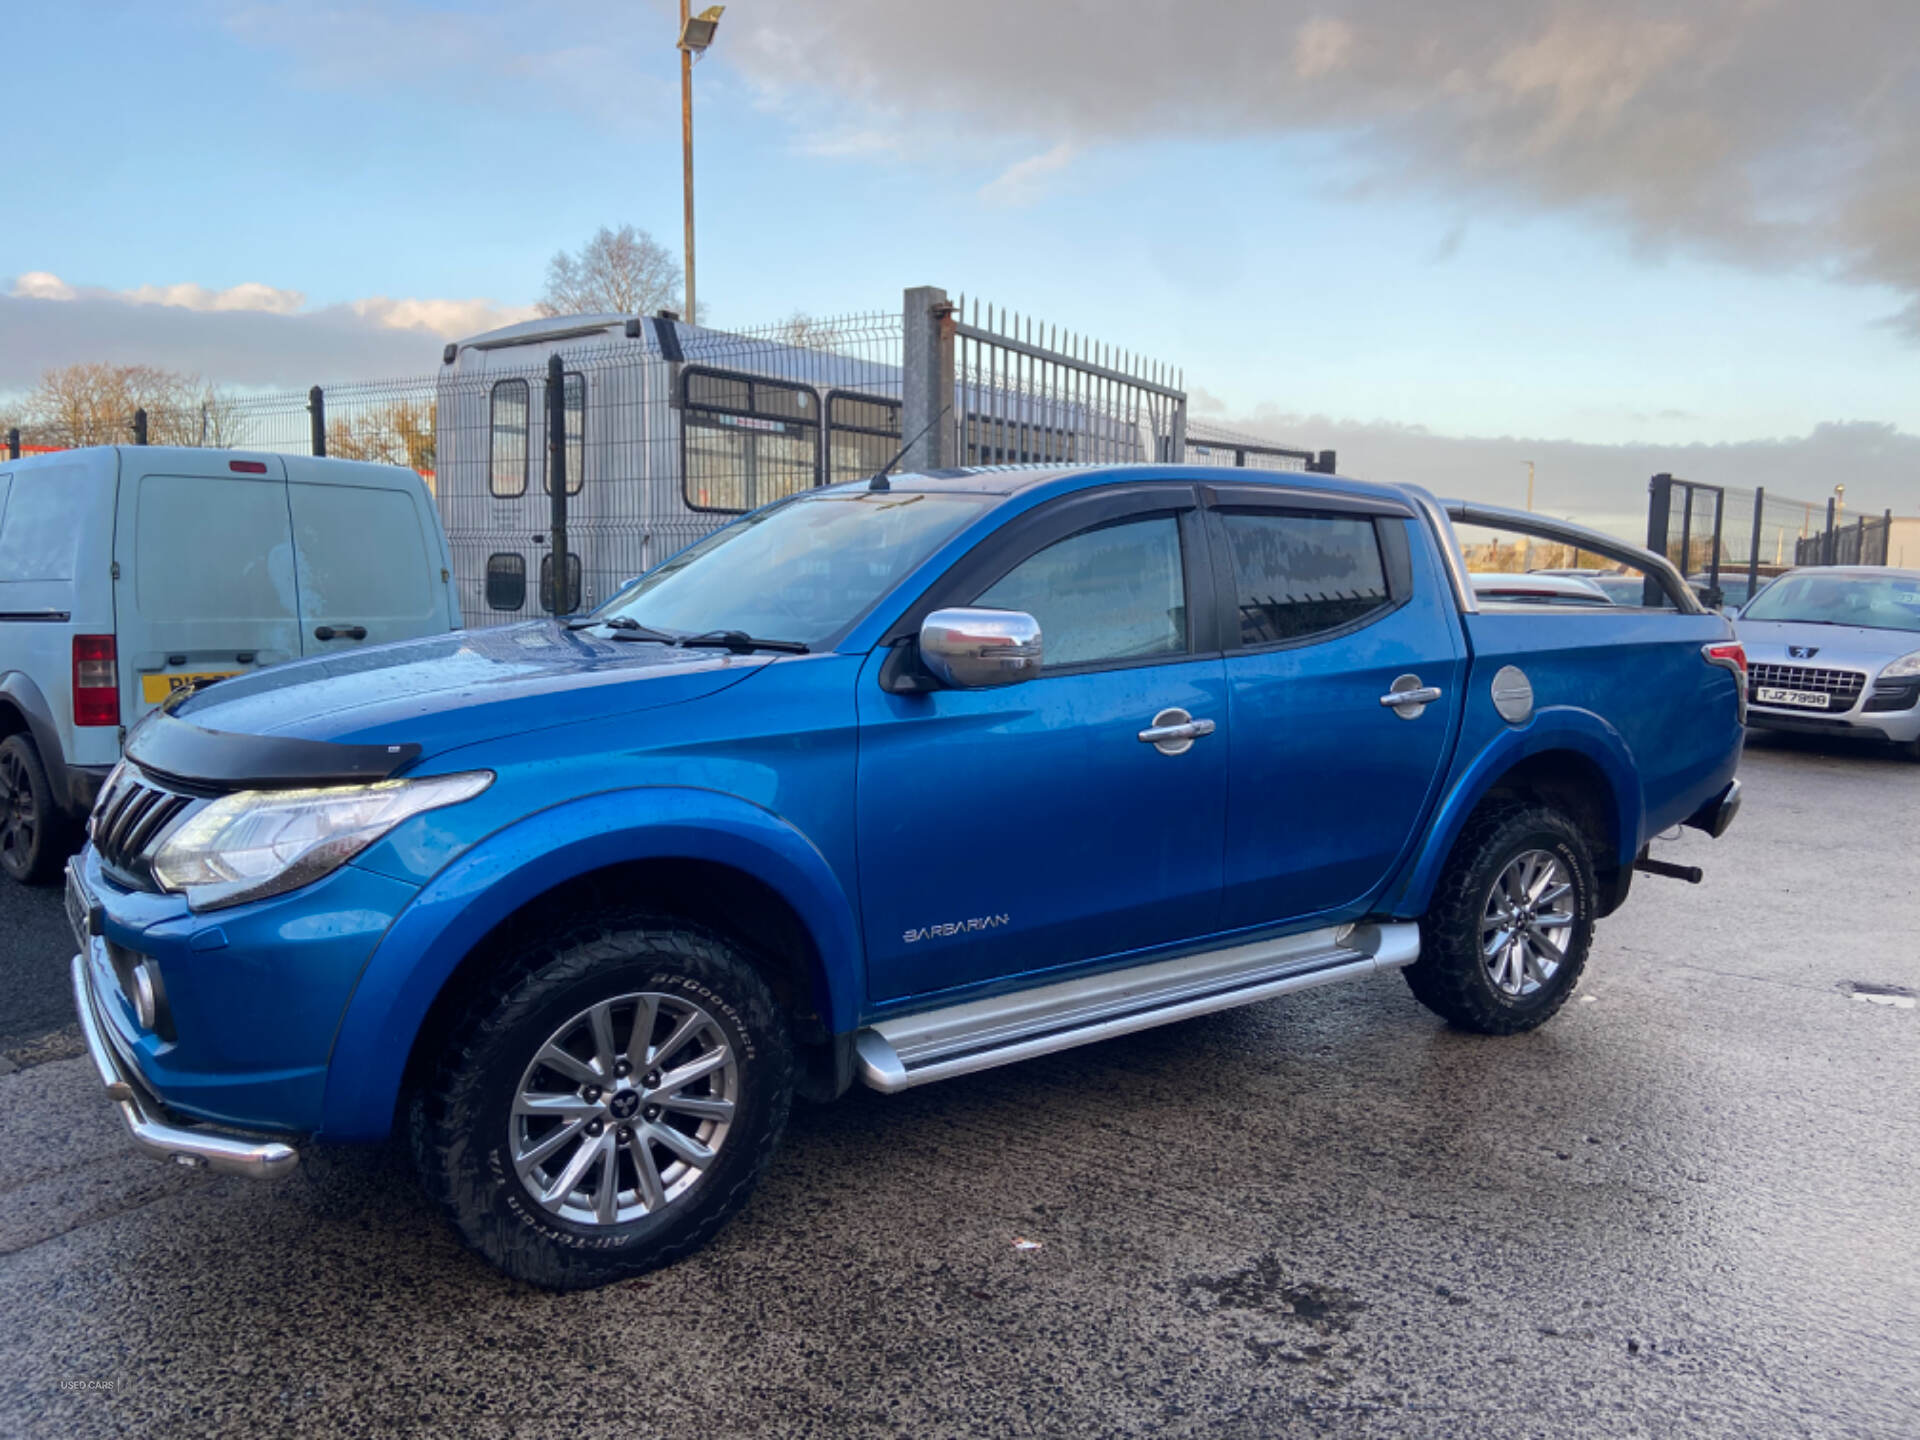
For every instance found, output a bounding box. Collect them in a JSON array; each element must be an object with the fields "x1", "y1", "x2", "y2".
[
  {"x1": 596, "y1": 489, "x2": 992, "y2": 647},
  {"x1": 1741, "y1": 572, "x2": 1920, "y2": 632}
]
